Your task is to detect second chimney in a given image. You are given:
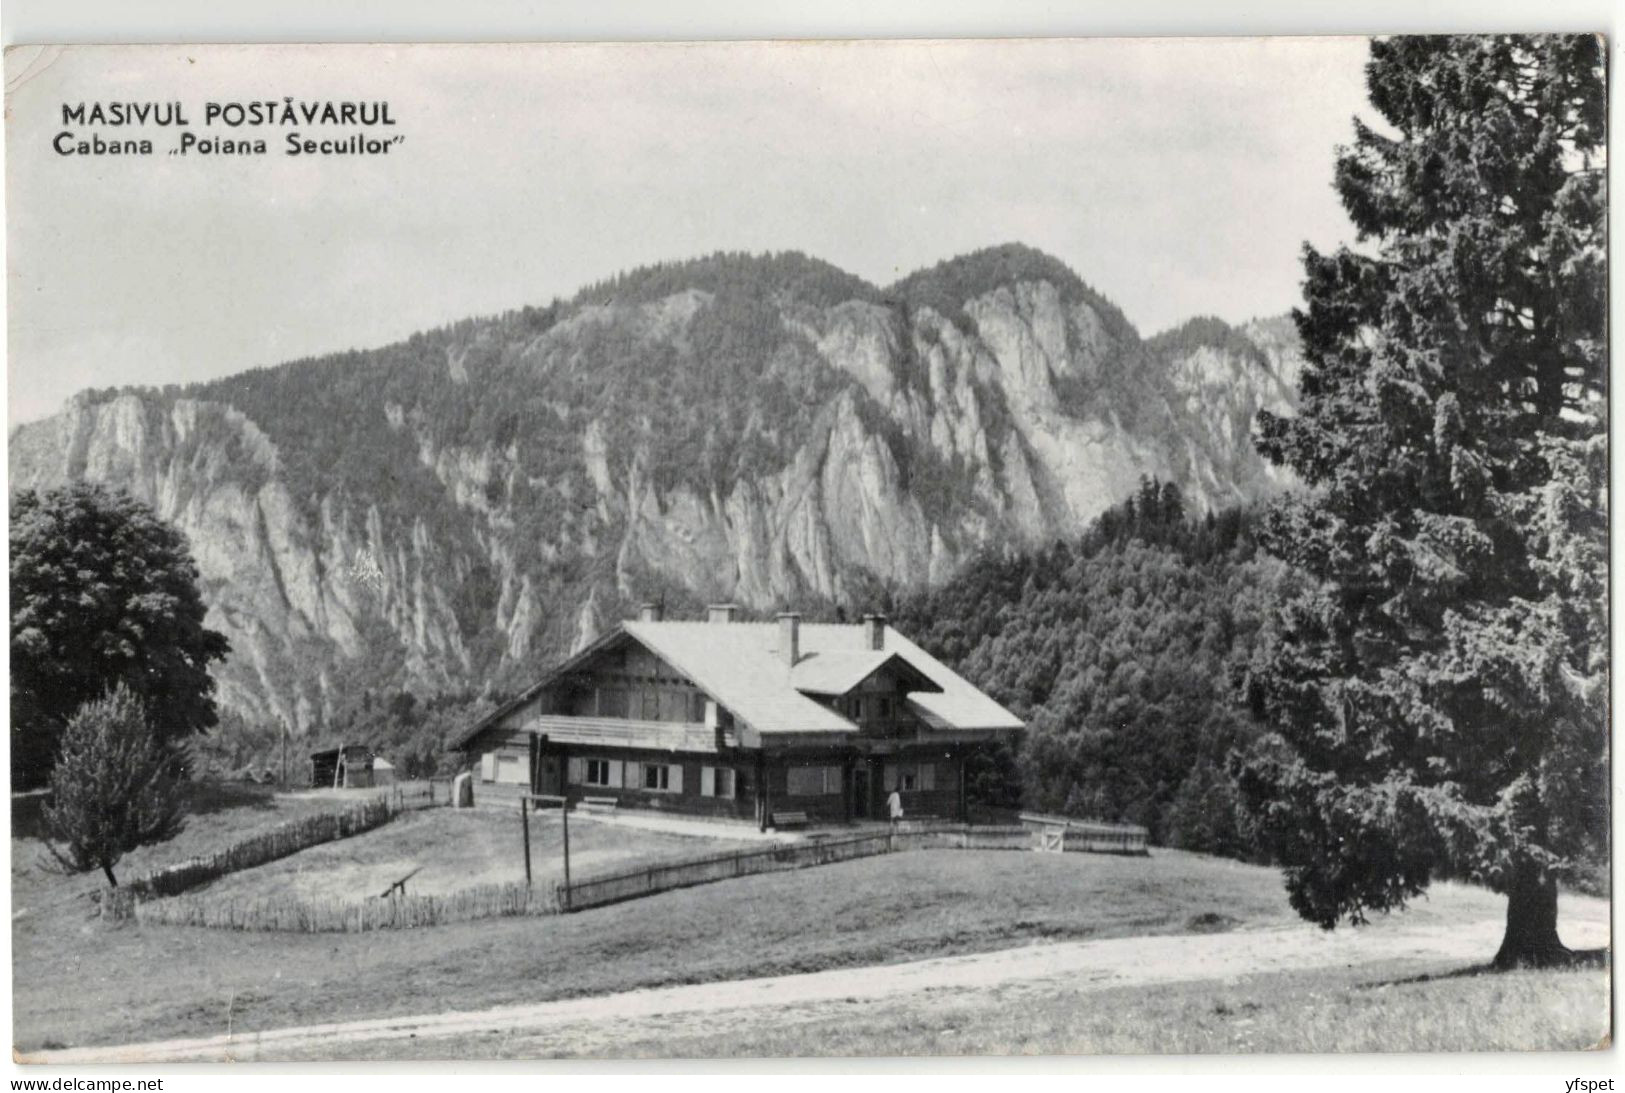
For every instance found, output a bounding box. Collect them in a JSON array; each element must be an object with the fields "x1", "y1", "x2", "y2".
[
  {"x1": 777, "y1": 612, "x2": 801, "y2": 667},
  {"x1": 863, "y1": 613, "x2": 887, "y2": 651},
  {"x1": 707, "y1": 603, "x2": 740, "y2": 624},
  {"x1": 638, "y1": 602, "x2": 663, "y2": 623}
]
